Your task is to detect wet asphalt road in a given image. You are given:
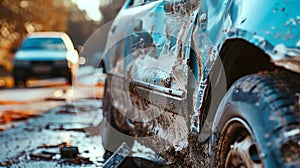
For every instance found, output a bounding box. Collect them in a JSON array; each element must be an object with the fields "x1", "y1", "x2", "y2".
[
  {"x1": 0, "y1": 99, "x2": 105, "y2": 167},
  {"x1": 0, "y1": 67, "x2": 163, "y2": 168},
  {"x1": 0, "y1": 67, "x2": 108, "y2": 167},
  {"x1": 0, "y1": 99, "x2": 162, "y2": 167}
]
